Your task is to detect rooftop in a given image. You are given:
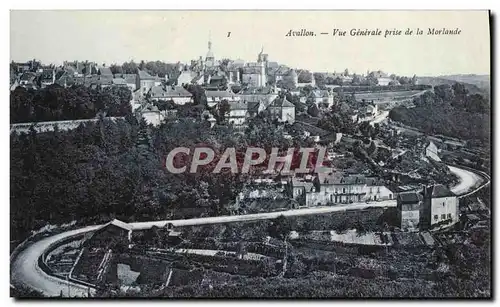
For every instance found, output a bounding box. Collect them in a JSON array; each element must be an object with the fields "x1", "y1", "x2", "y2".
[
  {"x1": 150, "y1": 85, "x2": 192, "y2": 98},
  {"x1": 425, "y1": 184, "x2": 456, "y2": 198},
  {"x1": 205, "y1": 90, "x2": 237, "y2": 98},
  {"x1": 397, "y1": 192, "x2": 423, "y2": 204},
  {"x1": 138, "y1": 69, "x2": 156, "y2": 80},
  {"x1": 270, "y1": 97, "x2": 294, "y2": 108},
  {"x1": 99, "y1": 66, "x2": 113, "y2": 76}
]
